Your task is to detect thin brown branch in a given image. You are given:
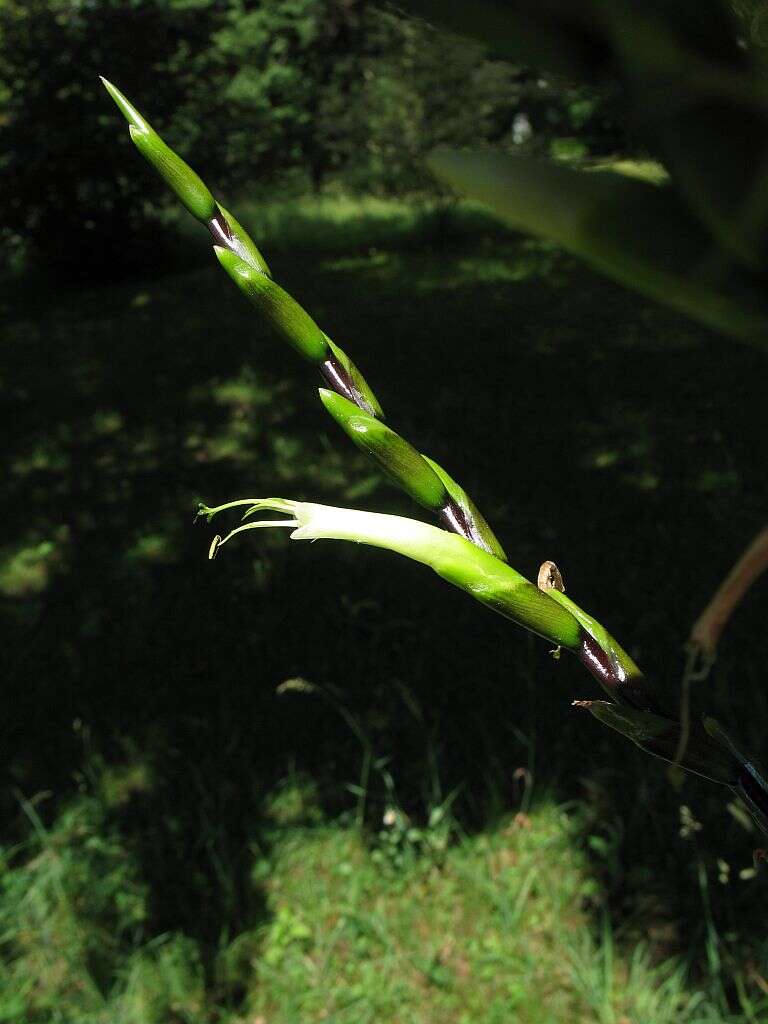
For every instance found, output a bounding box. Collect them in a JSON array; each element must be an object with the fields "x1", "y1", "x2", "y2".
[{"x1": 690, "y1": 525, "x2": 768, "y2": 657}]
